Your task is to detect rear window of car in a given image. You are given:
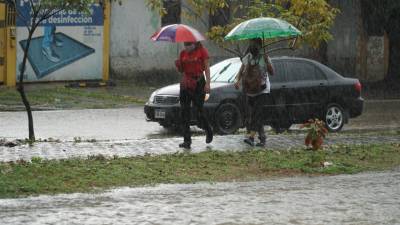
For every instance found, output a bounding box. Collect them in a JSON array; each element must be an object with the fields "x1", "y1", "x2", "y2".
[
  {"x1": 287, "y1": 61, "x2": 326, "y2": 81},
  {"x1": 314, "y1": 61, "x2": 342, "y2": 80}
]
